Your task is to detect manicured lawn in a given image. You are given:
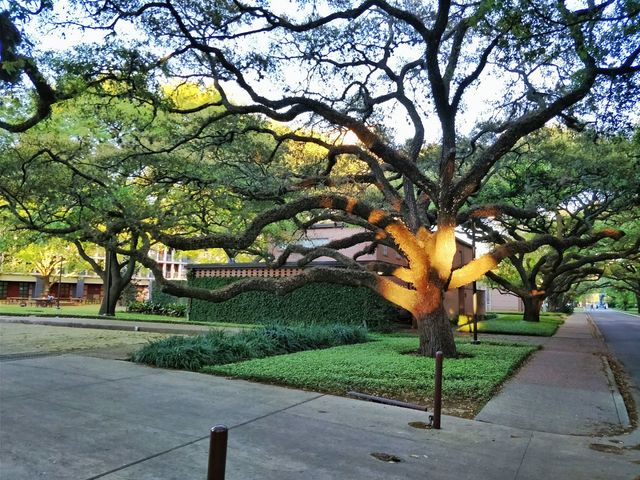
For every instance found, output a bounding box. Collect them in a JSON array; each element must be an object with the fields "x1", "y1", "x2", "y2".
[
  {"x1": 205, "y1": 335, "x2": 537, "y2": 417},
  {"x1": 0, "y1": 304, "x2": 252, "y2": 328},
  {"x1": 458, "y1": 313, "x2": 564, "y2": 336}
]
